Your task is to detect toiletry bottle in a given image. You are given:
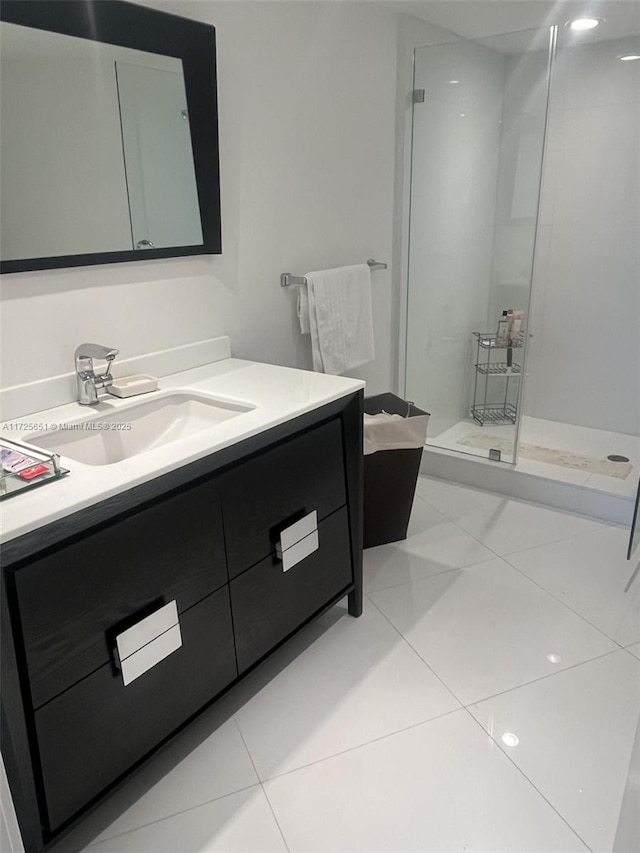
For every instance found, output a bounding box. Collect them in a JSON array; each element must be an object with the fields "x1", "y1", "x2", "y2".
[
  {"x1": 509, "y1": 310, "x2": 524, "y2": 347},
  {"x1": 505, "y1": 309, "x2": 515, "y2": 346},
  {"x1": 496, "y1": 310, "x2": 509, "y2": 347}
]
